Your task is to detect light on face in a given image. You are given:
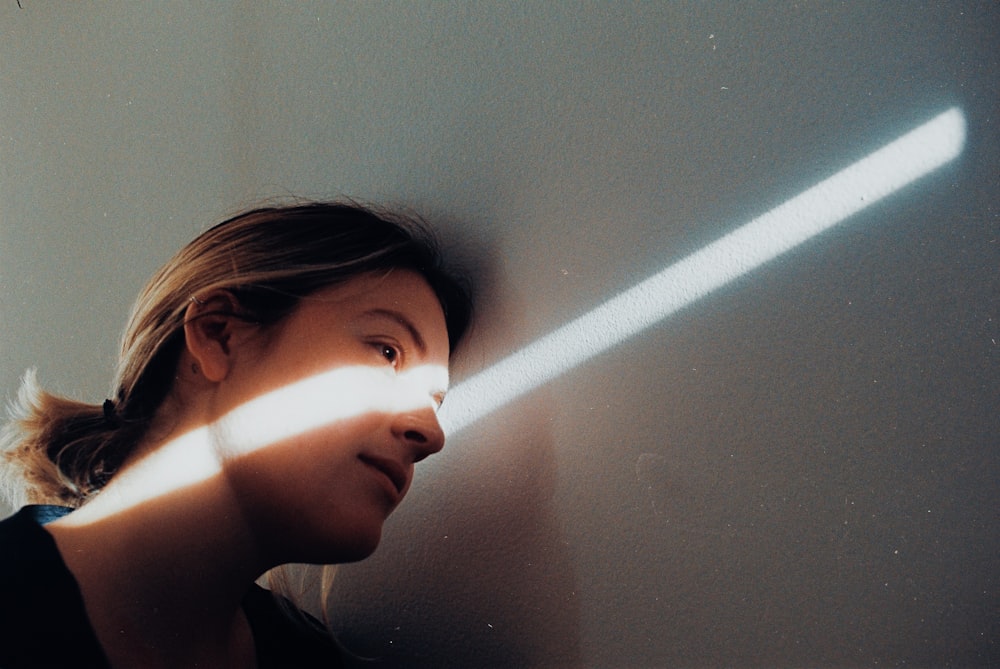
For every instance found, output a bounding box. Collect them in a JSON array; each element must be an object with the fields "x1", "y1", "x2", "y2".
[
  {"x1": 58, "y1": 363, "x2": 449, "y2": 526},
  {"x1": 438, "y1": 107, "x2": 966, "y2": 436},
  {"x1": 212, "y1": 365, "x2": 448, "y2": 455},
  {"x1": 214, "y1": 363, "x2": 448, "y2": 455}
]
